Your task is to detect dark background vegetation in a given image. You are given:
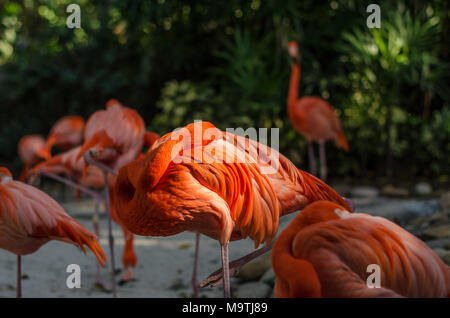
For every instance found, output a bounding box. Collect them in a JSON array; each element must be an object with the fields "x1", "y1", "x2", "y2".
[{"x1": 0, "y1": 0, "x2": 449, "y2": 184}]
